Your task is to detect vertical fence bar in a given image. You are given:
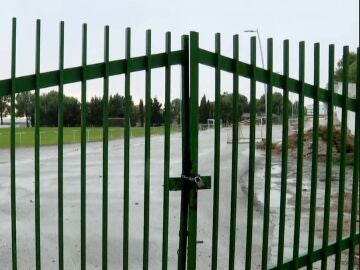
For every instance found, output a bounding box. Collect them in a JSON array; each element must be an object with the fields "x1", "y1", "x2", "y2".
[
  {"x1": 348, "y1": 47, "x2": 360, "y2": 270},
  {"x1": 10, "y1": 17, "x2": 17, "y2": 270},
  {"x1": 161, "y1": 31, "x2": 171, "y2": 270},
  {"x1": 321, "y1": 44, "x2": 335, "y2": 270},
  {"x1": 80, "y1": 23, "x2": 87, "y2": 270},
  {"x1": 228, "y1": 34, "x2": 239, "y2": 270},
  {"x1": 187, "y1": 31, "x2": 199, "y2": 270},
  {"x1": 307, "y1": 43, "x2": 320, "y2": 269},
  {"x1": 58, "y1": 21, "x2": 65, "y2": 270},
  {"x1": 34, "y1": 19, "x2": 41, "y2": 270},
  {"x1": 102, "y1": 25, "x2": 110, "y2": 270},
  {"x1": 123, "y1": 27, "x2": 131, "y2": 270},
  {"x1": 177, "y1": 34, "x2": 190, "y2": 270},
  {"x1": 357, "y1": 47, "x2": 360, "y2": 270},
  {"x1": 293, "y1": 41, "x2": 305, "y2": 268},
  {"x1": 245, "y1": 36, "x2": 257, "y2": 269},
  {"x1": 143, "y1": 29, "x2": 152, "y2": 270},
  {"x1": 277, "y1": 40, "x2": 289, "y2": 267},
  {"x1": 334, "y1": 46, "x2": 349, "y2": 270},
  {"x1": 261, "y1": 37, "x2": 273, "y2": 269},
  {"x1": 211, "y1": 32, "x2": 221, "y2": 270}
]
